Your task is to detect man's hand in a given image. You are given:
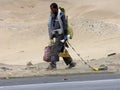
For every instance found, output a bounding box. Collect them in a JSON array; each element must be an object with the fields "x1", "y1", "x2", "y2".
[
  {"x1": 60, "y1": 35, "x2": 68, "y2": 43},
  {"x1": 64, "y1": 35, "x2": 67, "y2": 40},
  {"x1": 50, "y1": 39, "x2": 54, "y2": 45}
]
